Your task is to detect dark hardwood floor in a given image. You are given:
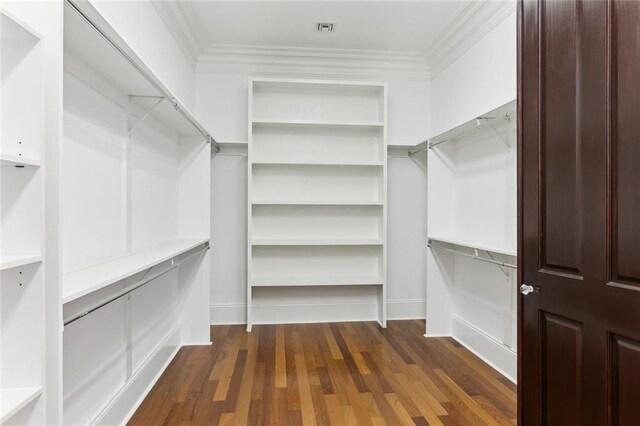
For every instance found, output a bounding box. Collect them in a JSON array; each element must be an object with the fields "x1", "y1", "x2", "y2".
[{"x1": 129, "y1": 321, "x2": 516, "y2": 425}]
